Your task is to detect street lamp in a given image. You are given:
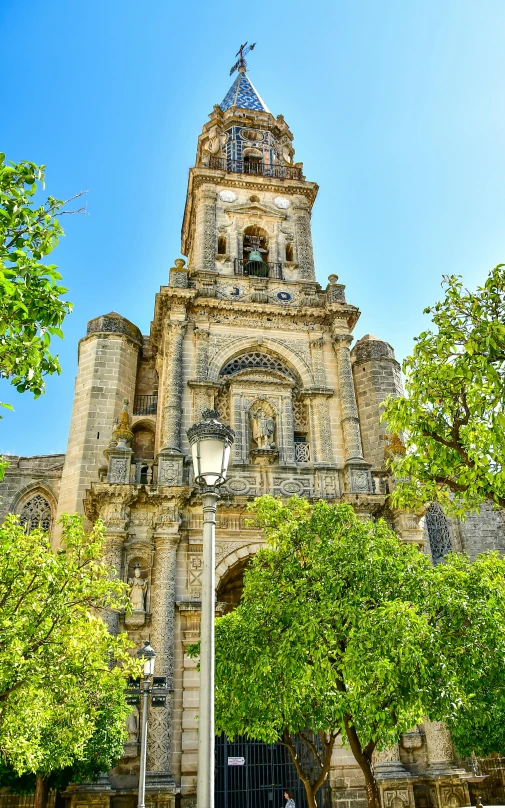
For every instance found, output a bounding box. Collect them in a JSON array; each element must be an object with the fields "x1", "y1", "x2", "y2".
[
  {"x1": 137, "y1": 640, "x2": 156, "y2": 808},
  {"x1": 187, "y1": 409, "x2": 235, "y2": 808}
]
